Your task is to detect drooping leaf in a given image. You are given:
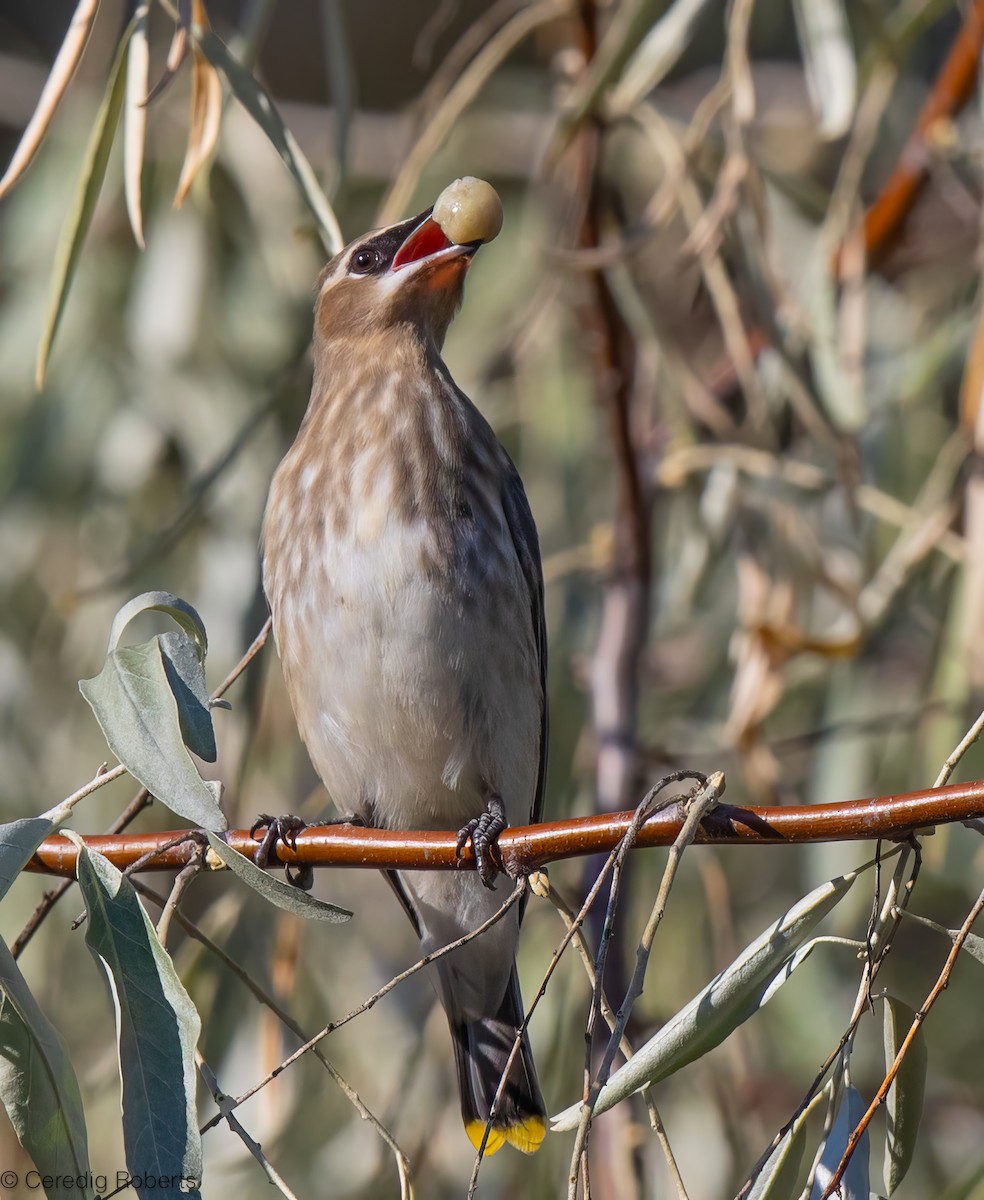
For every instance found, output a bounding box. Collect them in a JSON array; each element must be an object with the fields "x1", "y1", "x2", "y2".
[
  {"x1": 193, "y1": 27, "x2": 342, "y2": 253},
  {"x1": 551, "y1": 869, "x2": 860, "y2": 1129},
  {"x1": 80, "y1": 640, "x2": 224, "y2": 831},
  {"x1": 206, "y1": 833, "x2": 351, "y2": 922},
  {"x1": 882, "y1": 996, "x2": 926, "y2": 1195},
  {"x1": 810, "y1": 1085, "x2": 870, "y2": 1200},
  {"x1": 748, "y1": 1120, "x2": 808, "y2": 1200},
  {"x1": 124, "y1": 1, "x2": 150, "y2": 248},
  {"x1": 0, "y1": 938, "x2": 94, "y2": 1200},
  {"x1": 80, "y1": 593, "x2": 224, "y2": 829},
  {"x1": 0, "y1": 0, "x2": 100, "y2": 200},
  {"x1": 610, "y1": 0, "x2": 718, "y2": 115},
  {"x1": 72, "y1": 838, "x2": 202, "y2": 1199},
  {"x1": 174, "y1": 2, "x2": 222, "y2": 208},
  {"x1": 107, "y1": 592, "x2": 208, "y2": 659},
  {"x1": 35, "y1": 20, "x2": 133, "y2": 389}
]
